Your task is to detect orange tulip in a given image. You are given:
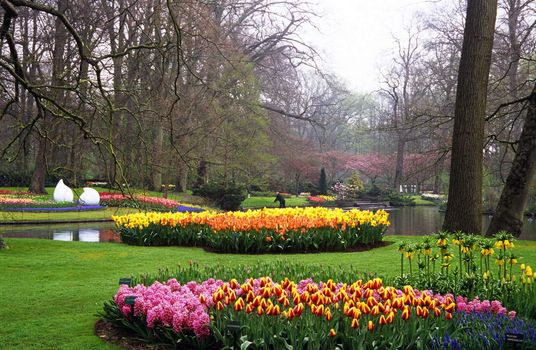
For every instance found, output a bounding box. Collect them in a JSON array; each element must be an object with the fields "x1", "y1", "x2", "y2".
[
  {"x1": 367, "y1": 320, "x2": 374, "y2": 332},
  {"x1": 199, "y1": 294, "x2": 206, "y2": 304},
  {"x1": 329, "y1": 328, "x2": 336, "y2": 337}
]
